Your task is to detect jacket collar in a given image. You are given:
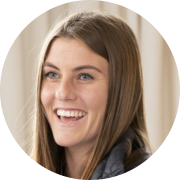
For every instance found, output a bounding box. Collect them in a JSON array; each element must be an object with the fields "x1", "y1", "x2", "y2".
[{"x1": 90, "y1": 128, "x2": 134, "y2": 179}]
